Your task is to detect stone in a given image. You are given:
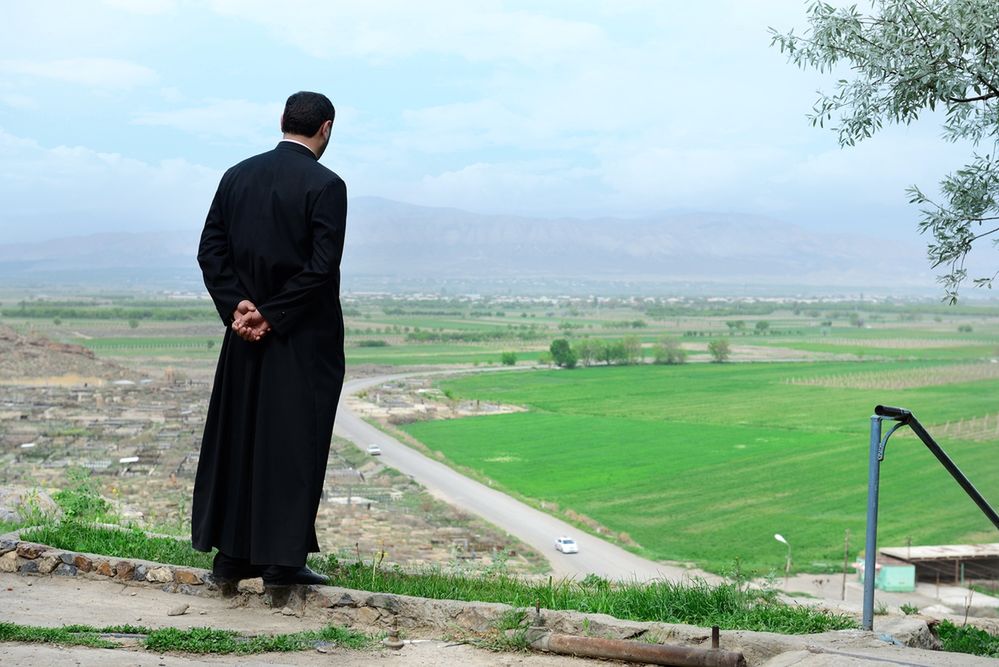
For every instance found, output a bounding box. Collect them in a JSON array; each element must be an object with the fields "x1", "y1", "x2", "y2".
[
  {"x1": 0, "y1": 487, "x2": 62, "y2": 524},
  {"x1": 19, "y1": 560, "x2": 39, "y2": 574},
  {"x1": 132, "y1": 564, "x2": 148, "y2": 581},
  {"x1": 369, "y1": 593, "x2": 401, "y2": 613},
  {"x1": 167, "y1": 603, "x2": 189, "y2": 617},
  {"x1": 174, "y1": 570, "x2": 202, "y2": 585},
  {"x1": 0, "y1": 551, "x2": 18, "y2": 573},
  {"x1": 73, "y1": 554, "x2": 93, "y2": 572},
  {"x1": 354, "y1": 606, "x2": 382, "y2": 627},
  {"x1": 16, "y1": 543, "x2": 45, "y2": 559},
  {"x1": 307, "y1": 591, "x2": 335, "y2": 608},
  {"x1": 116, "y1": 561, "x2": 135, "y2": 581},
  {"x1": 54, "y1": 563, "x2": 77, "y2": 577},
  {"x1": 59, "y1": 552, "x2": 75, "y2": 565},
  {"x1": 331, "y1": 592, "x2": 357, "y2": 607},
  {"x1": 455, "y1": 606, "x2": 498, "y2": 633},
  {"x1": 37, "y1": 556, "x2": 59, "y2": 574},
  {"x1": 96, "y1": 560, "x2": 115, "y2": 577},
  {"x1": 237, "y1": 578, "x2": 265, "y2": 595},
  {"x1": 146, "y1": 567, "x2": 173, "y2": 584},
  {"x1": 0, "y1": 539, "x2": 18, "y2": 556},
  {"x1": 280, "y1": 606, "x2": 297, "y2": 616}
]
